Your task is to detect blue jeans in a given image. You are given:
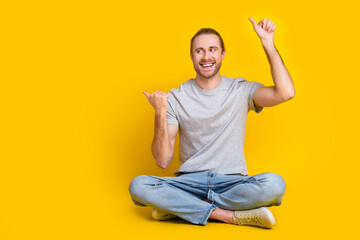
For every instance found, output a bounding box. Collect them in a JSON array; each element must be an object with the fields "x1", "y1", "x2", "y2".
[{"x1": 129, "y1": 172, "x2": 286, "y2": 225}]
